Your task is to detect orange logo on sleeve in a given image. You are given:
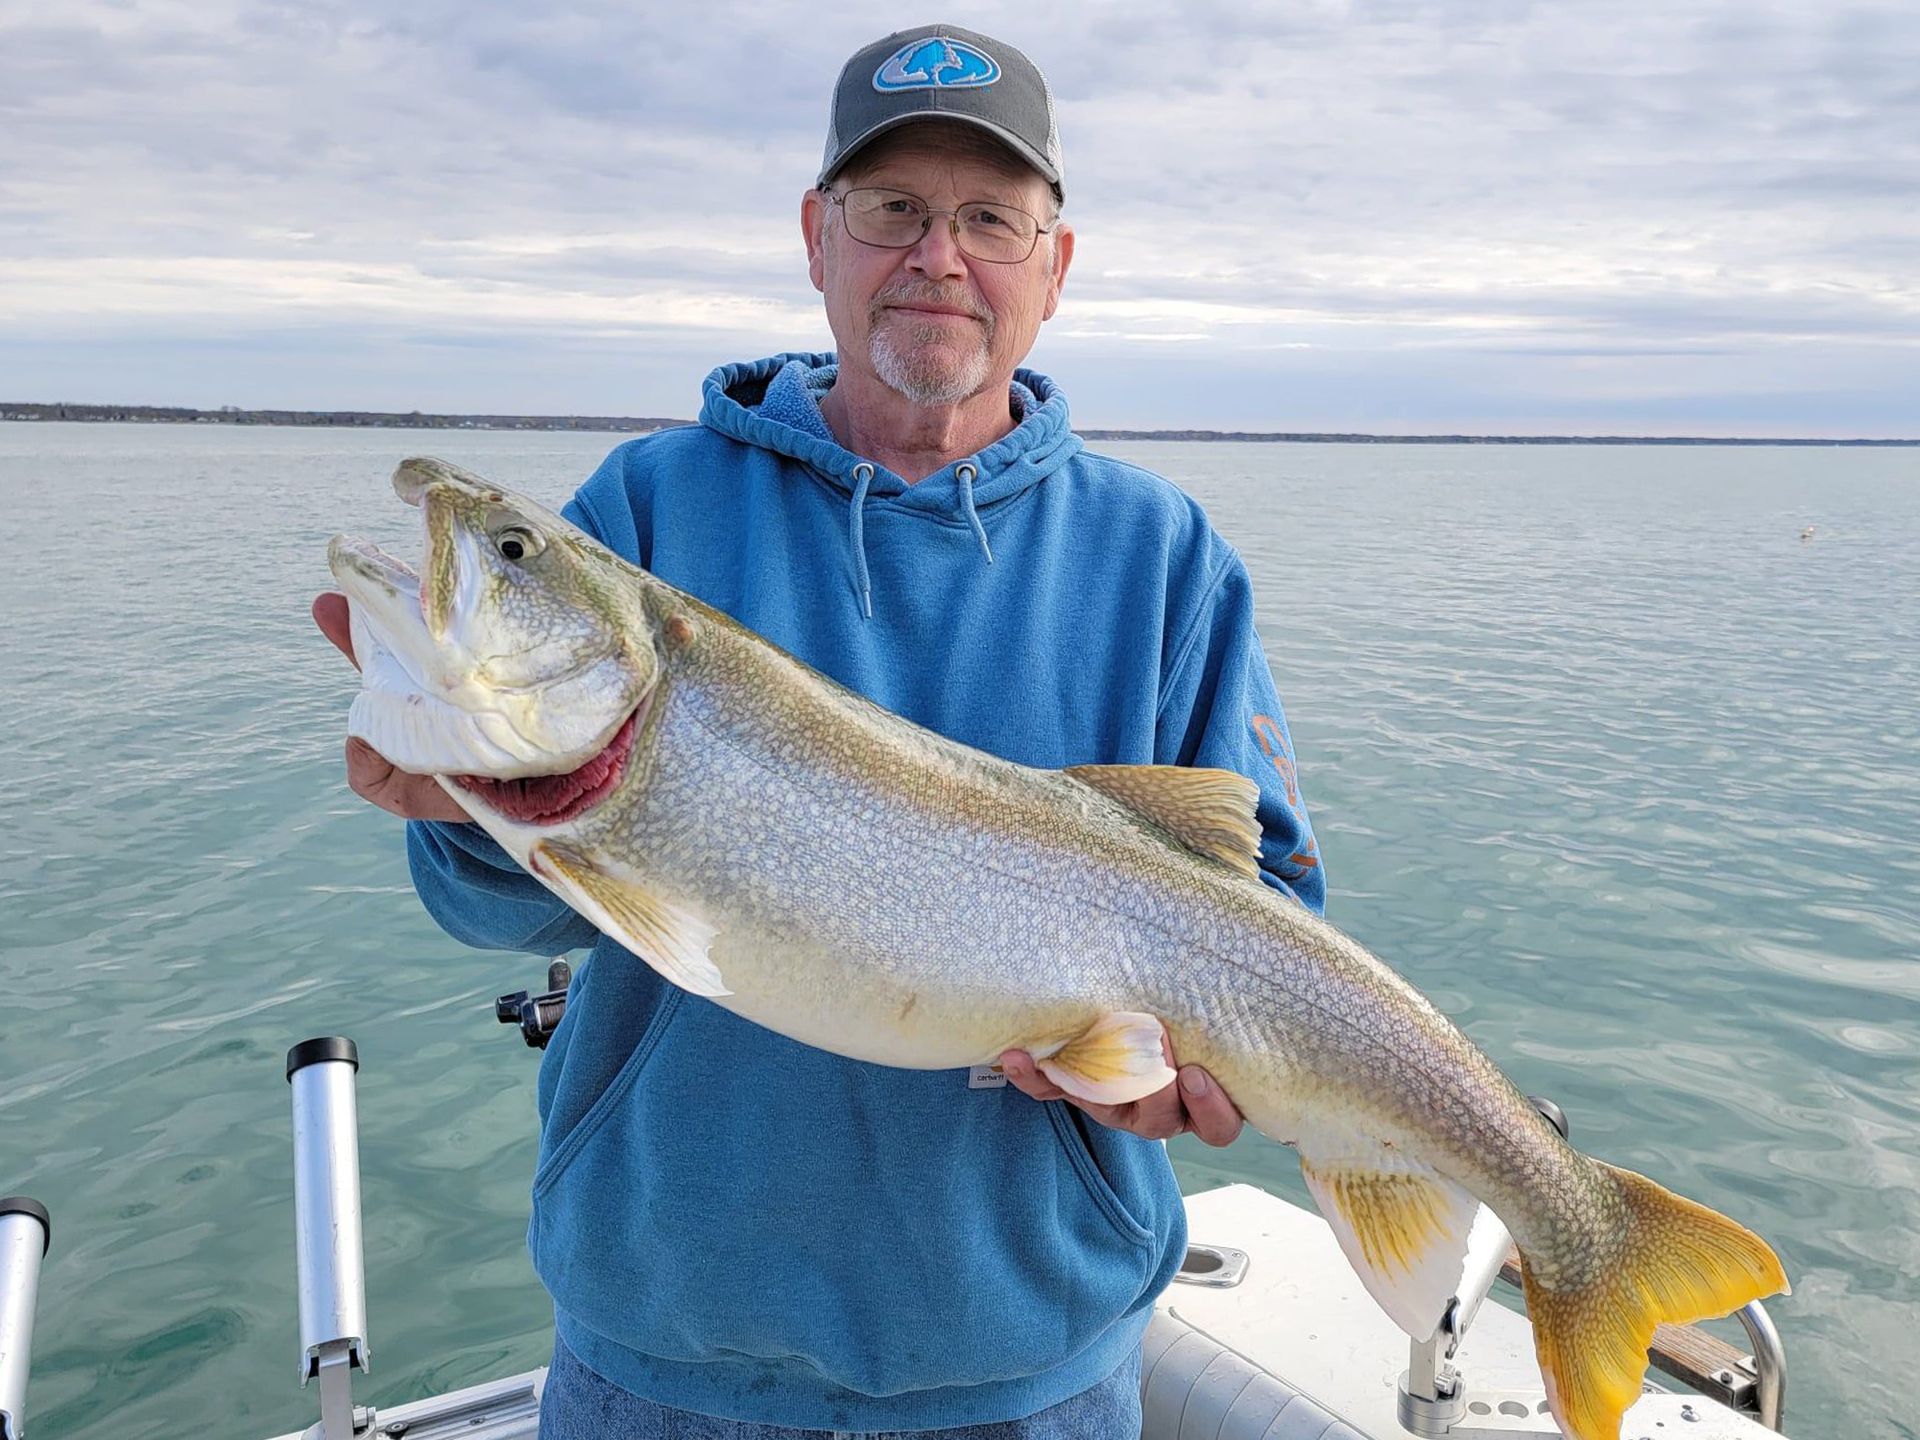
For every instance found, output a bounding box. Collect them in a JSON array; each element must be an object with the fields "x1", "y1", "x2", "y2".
[
  {"x1": 1250, "y1": 714, "x2": 1299, "y2": 806},
  {"x1": 1252, "y1": 713, "x2": 1319, "y2": 871}
]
